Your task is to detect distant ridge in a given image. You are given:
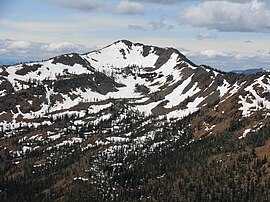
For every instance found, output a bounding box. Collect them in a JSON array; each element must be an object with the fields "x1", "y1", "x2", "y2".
[{"x1": 231, "y1": 68, "x2": 265, "y2": 75}]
